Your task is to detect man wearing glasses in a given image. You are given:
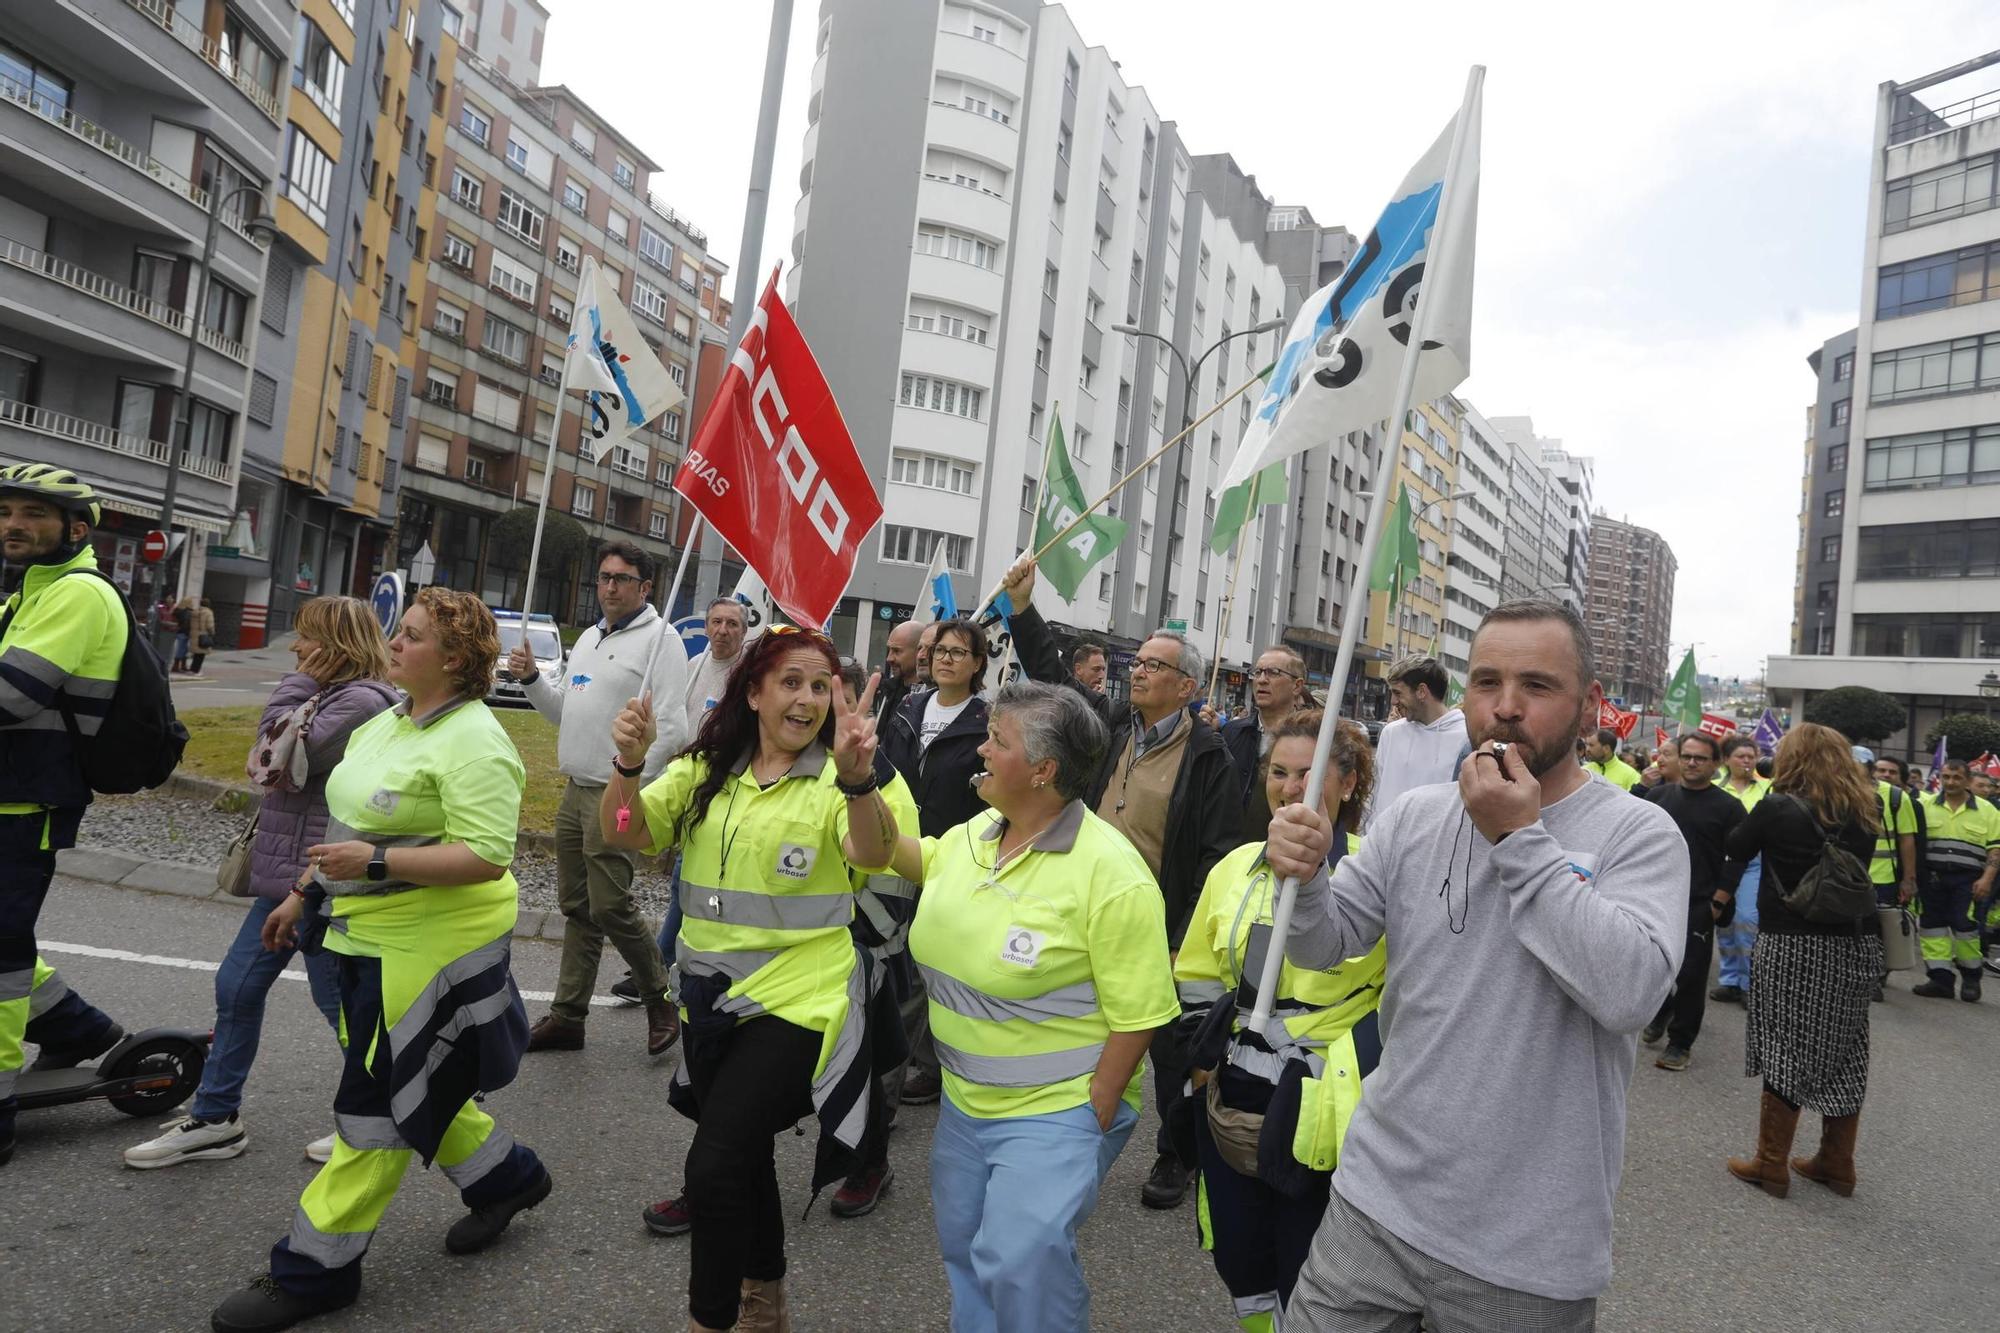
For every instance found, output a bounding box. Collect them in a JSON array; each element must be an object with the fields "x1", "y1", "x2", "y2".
[
  {"x1": 1639, "y1": 731, "x2": 1747, "y2": 1072},
  {"x1": 511, "y1": 541, "x2": 692, "y2": 1058},
  {"x1": 1219, "y1": 647, "x2": 1314, "y2": 844},
  {"x1": 999, "y1": 556, "x2": 1238, "y2": 1210}
]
